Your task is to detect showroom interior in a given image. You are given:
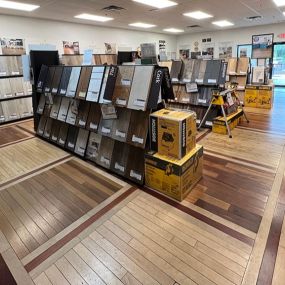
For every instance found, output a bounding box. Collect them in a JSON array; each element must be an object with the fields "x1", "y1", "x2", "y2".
[{"x1": 0, "y1": 0, "x2": 285, "y2": 284}]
